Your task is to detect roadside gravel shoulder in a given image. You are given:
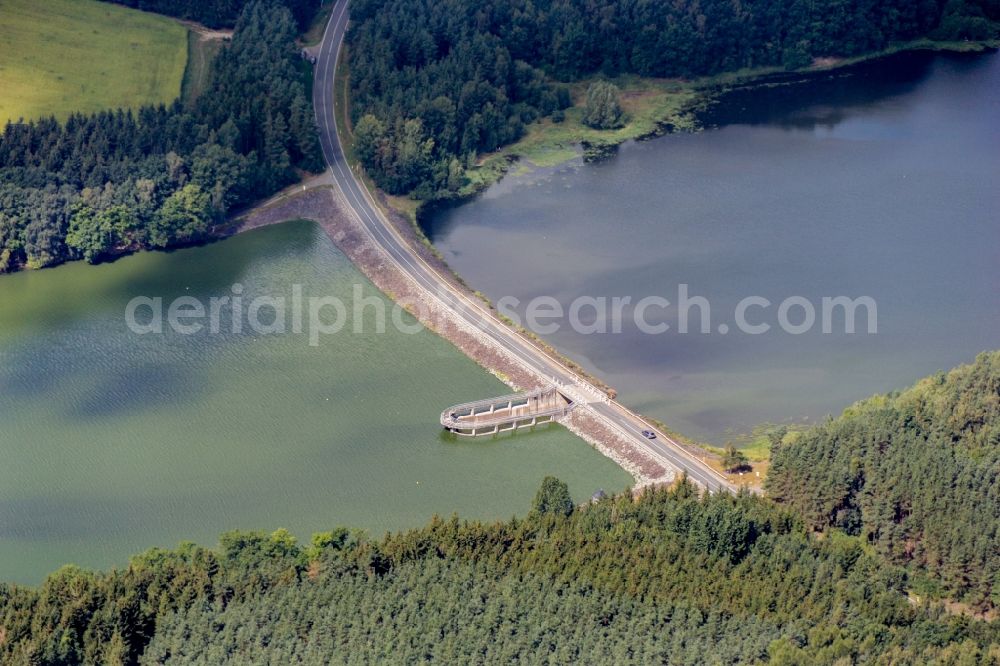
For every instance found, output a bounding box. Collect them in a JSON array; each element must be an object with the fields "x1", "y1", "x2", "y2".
[{"x1": 233, "y1": 185, "x2": 678, "y2": 488}]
